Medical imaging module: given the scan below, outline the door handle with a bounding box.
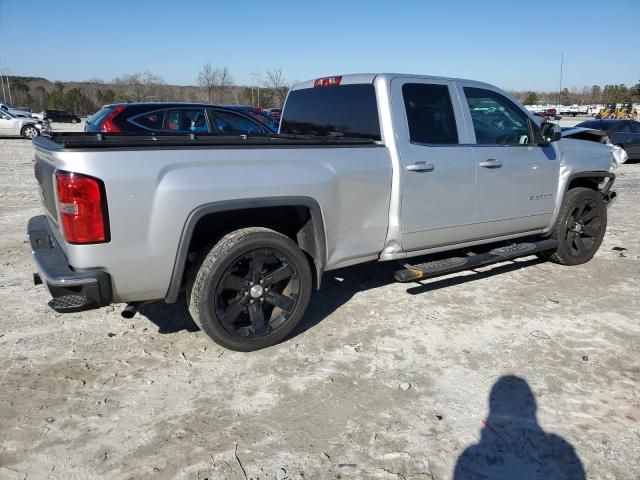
[479,159,503,168]
[406,162,435,172]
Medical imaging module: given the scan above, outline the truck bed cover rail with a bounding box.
[35,132,380,150]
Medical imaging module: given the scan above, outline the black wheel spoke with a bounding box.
[574,236,587,256]
[582,226,599,238]
[565,232,575,251]
[221,298,245,326]
[263,264,293,286]
[582,209,598,223]
[264,291,295,312]
[249,252,265,279]
[248,302,267,335]
[221,274,246,291]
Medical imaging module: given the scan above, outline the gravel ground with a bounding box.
[0,122,639,479]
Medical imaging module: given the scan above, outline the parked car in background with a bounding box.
[541,108,561,121]
[576,119,640,160]
[0,109,51,138]
[0,103,33,118]
[85,103,274,135]
[224,105,279,132]
[39,110,81,123]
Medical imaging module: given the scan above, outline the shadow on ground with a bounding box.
[138,256,545,339]
[454,375,585,479]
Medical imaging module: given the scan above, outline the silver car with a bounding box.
[0,109,51,139]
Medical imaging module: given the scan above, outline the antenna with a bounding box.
[557,52,564,106]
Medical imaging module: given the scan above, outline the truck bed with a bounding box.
[35,132,380,150]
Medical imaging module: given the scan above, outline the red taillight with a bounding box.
[56,171,109,244]
[314,76,342,88]
[100,106,126,133]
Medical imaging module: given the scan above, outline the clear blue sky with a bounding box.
[1,0,638,91]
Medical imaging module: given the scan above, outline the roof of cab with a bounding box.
[290,73,496,91]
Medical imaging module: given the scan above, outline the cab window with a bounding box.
[463,87,533,145]
[402,83,459,144]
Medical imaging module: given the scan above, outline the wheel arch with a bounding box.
[165,196,327,303]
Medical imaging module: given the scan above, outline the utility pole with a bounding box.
[0,72,5,103]
[557,52,564,106]
[251,72,262,108]
[3,68,12,105]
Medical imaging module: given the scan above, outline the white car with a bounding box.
[0,109,51,139]
[0,103,32,118]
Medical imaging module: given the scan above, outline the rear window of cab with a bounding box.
[280,84,381,140]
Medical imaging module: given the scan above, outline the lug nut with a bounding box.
[250,299,254,304]
[259,279,264,285]
[265,287,269,292]
[260,297,264,302]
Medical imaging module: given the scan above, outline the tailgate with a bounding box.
[33,149,58,221]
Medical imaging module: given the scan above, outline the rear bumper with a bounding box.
[28,215,112,312]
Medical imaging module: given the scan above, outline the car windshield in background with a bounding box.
[280,84,381,140]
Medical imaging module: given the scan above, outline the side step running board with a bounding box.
[394,239,557,282]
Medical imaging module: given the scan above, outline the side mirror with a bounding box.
[540,122,562,144]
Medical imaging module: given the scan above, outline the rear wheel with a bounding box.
[187,227,312,351]
[539,187,607,265]
[21,125,39,139]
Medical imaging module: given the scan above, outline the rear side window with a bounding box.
[163,108,208,132]
[280,84,381,140]
[128,110,165,130]
[209,110,265,134]
[402,83,458,144]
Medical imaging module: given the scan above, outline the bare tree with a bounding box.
[217,67,233,103]
[113,71,164,102]
[198,63,218,102]
[265,68,290,108]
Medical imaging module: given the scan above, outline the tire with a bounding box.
[187,227,312,351]
[21,125,39,139]
[539,187,607,265]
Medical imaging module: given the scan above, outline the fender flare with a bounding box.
[546,170,615,236]
[164,196,327,303]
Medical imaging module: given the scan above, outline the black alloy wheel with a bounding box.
[188,227,312,351]
[214,248,301,339]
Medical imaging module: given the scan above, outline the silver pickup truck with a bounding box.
[28,73,617,351]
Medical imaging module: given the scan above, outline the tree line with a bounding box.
[514,82,640,106]
[4,65,292,116]
[6,70,639,114]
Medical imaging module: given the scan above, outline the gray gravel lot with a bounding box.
[1,120,639,479]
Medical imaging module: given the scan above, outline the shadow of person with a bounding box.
[454,375,585,480]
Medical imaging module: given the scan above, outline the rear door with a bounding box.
[391,78,478,251]
[619,121,640,157]
[458,84,559,237]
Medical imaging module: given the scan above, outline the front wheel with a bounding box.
[539,187,607,265]
[21,125,39,139]
[187,227,312,351]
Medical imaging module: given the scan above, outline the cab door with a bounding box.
[457,84,559,237]
[391,78,478,251]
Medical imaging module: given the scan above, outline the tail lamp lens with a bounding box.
[100,105,126,133]
[55,171,109,244]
